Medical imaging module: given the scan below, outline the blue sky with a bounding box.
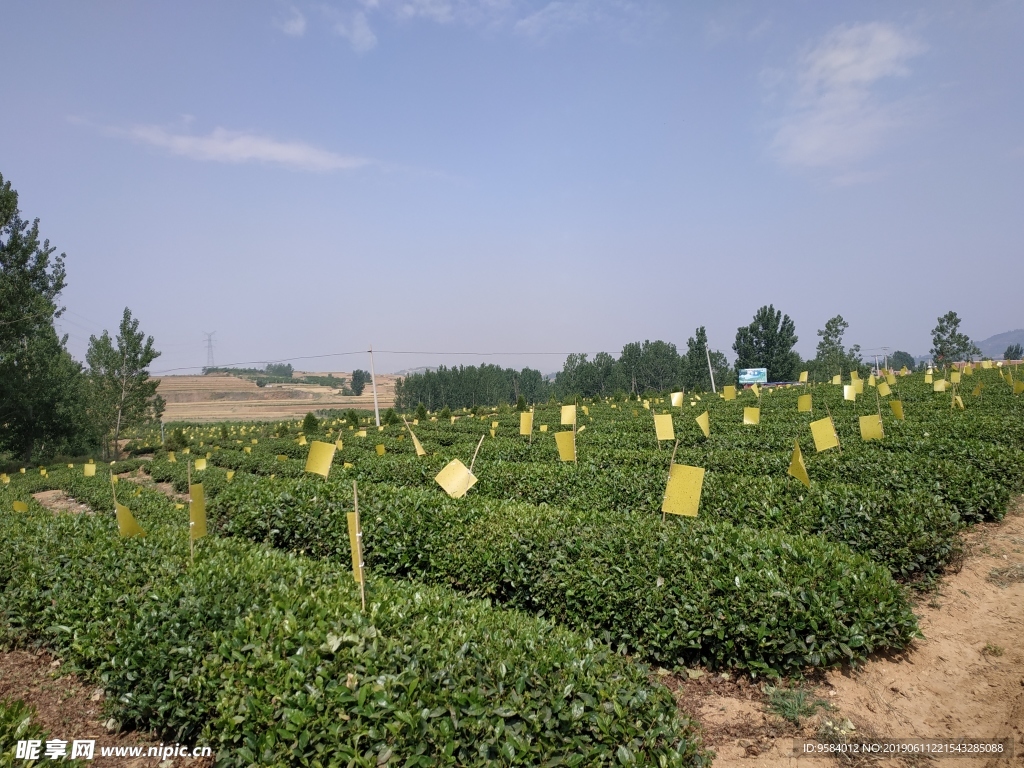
[3,0,1022,375]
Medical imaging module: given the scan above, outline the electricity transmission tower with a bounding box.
[204,331,216,370]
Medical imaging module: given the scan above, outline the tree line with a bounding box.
[394,364,549,411]
[1,173,162,464]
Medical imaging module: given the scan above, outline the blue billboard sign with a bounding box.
[738,368,768,385]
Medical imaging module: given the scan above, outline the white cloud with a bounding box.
[514,1,592,38]
[278,7,308,36]
[768,22,925,174]
[111,124,370,172]
[333,10,378,51]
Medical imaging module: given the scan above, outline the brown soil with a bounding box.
[669,500,1024,768]
[117,468,187,502]
[31,490,91,515]
[0,650,212,767]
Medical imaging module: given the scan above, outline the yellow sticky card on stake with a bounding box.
[972,382,983,396]
[954,395,965,409]
[540,424,548,432]
[356,430,367,438]
[670,392,684,407]
[244,446,252,454]
[852,379,864,395]
[252,439,258,444]
[654,413,675,441]
[410,432,426,457]
[850,370,860,381]
[489,429,496,438]
[434,459,477,499]
[167,451,176,463]
[305,441,336,478]
[519,412,534,436]
[722,386,736,401]
[189,484,207,539]
[582,405,589,416]
[798,394,812,412]
[0,474,9,485]
[743,407,760,426]
[831,375,841,385]
[276,454,288,462]
[889,400,905,420]
[182,448,190,454]
[750,384,760,398]
[491,421,499,429]
[194,458,207,471]
[799,371,808,383]
[347,511,364,583]
[933,379,947,392]
[115,503,146,538]
[859,415,883,441]
[787,441,810,488]
[643,400,650,410]
[111,475,118,485]
[375,444,386,456]
[868,374,876,387]
[810,417,839,452]
[1015,381,1024,396]
[924,374,933,384]
[226,470,235,482]
[661,464,705,517]
[297,435,307,446]
[877,382,892,397]
[560,405,576,425]
[695,411,710,438]
[84,464,96,477]
[843,385,856,402]
[950,371,961,384]
[13,500,28,513]
[886,373,897,385]
[555,431,576,462]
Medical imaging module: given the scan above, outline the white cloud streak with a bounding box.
[112,124,370,172]
[278,7,308,36]
[769,22,925,173]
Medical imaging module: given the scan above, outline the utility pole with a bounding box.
[369,346,381,427]
[881,346,889,373]
[204,331,216,370]
[705,344,717,394]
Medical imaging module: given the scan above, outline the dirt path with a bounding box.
[668,501,1024,767]
[0,650,212,767]
[31,490,92,515]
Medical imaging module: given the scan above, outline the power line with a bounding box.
[203,331,216,369]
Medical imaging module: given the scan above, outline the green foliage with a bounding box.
[395,365,549,410]
[930,311,980,364]
[383,407,401,426]
[264,362,293,378]
[439,406,451,420]
[889,350,915,371]
[350,369,369,396]
[345,409,360,428]
[682,327,732,392]
[301,412,319,432]
[415,402,428,420]
[1004,343,1022,361]
[0,699,61,768]
[733,305,800,382]
[764,686,829,724]
[515,395,527,412]
[810,315,867,380]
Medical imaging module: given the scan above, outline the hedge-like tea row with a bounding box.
[0,471,709,767]
[214,474,920,676]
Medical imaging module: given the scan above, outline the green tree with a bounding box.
[86,308,164,460]
[1004,343,1022,361]
[302,412,319,432]
[732,305,800,382]
[515,395,526,412]
[350,369,369,396]
[415,402,428,420]
[889,350,916,371]
[681,326,731,392]
[930,311,980,365]
[0,172,92,462]
[810,315,867,379]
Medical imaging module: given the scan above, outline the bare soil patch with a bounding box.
[31,490,91,515]
[668,500,1024,768]
[0,650,211,767]
[118,468,187,502]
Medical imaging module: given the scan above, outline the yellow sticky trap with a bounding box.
[654,414,675,441]
[1015,382,1024,396]
[859,415,883,441]
[356,430,367,438]
[787,441,810,488]
[450,417,457,424]
[868,375,876,387]
[182,447,190,454]
[276,454,288,462]
[13,501,28,513]
[540,424,548,432]
[411,432,426,457]
[297,435,307,446]
[670,392,684,407]
[743,407,760,425]
[67,463,74,469]
[843,385,856,402]
[972,382,983,396]
[954,395,965,410]
[750,384,760,398]
[661,464,705,517]
[491,421,499,429]
[577,424,586,433]
[174,503,184,510]
[167,452,176,463]
[194,458,207,471]
[189,484,207,539]
[831,375,841,385]
[850,370,860,381]
[343,462,354,469]
[0,474,8,485]
[305,441,337,478]
[378,426,385,432]
[695,395,701,401]
[489,429,496,438]
[434,459,478,499]
[252,439,258,444]
[84,464,96,477]
[244,446,252,454]
[950,371,961,384]
[375,444,386,456]
[963,365,973,376]
[722,386,736,401]
[555,431,576,462]
[924,374,933,384]
[798,394,812,412]
[520,412,534,436]
[111,476,118,485]
[582,405,590,416]
[115,503,146,538]
[799,371,808,383]
[889,400,905,420]
[560,405,576,425]
[643,400,650,410]
[695,411,710,438]
[933,379,947,392]
[886,373,896,385]
[810,417,839,452]
[226,470,235,482]
[346,510,364,583]
[877,382,892,397]
[852,379,863,395]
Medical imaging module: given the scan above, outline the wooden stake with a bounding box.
[469,434,485,475]
[662,439,679,523]
[353,480,365,612]
[652,408,661,451]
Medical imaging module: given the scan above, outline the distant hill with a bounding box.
[975,329,1024,359]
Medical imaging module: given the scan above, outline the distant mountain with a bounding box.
[975,329,1024,359]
